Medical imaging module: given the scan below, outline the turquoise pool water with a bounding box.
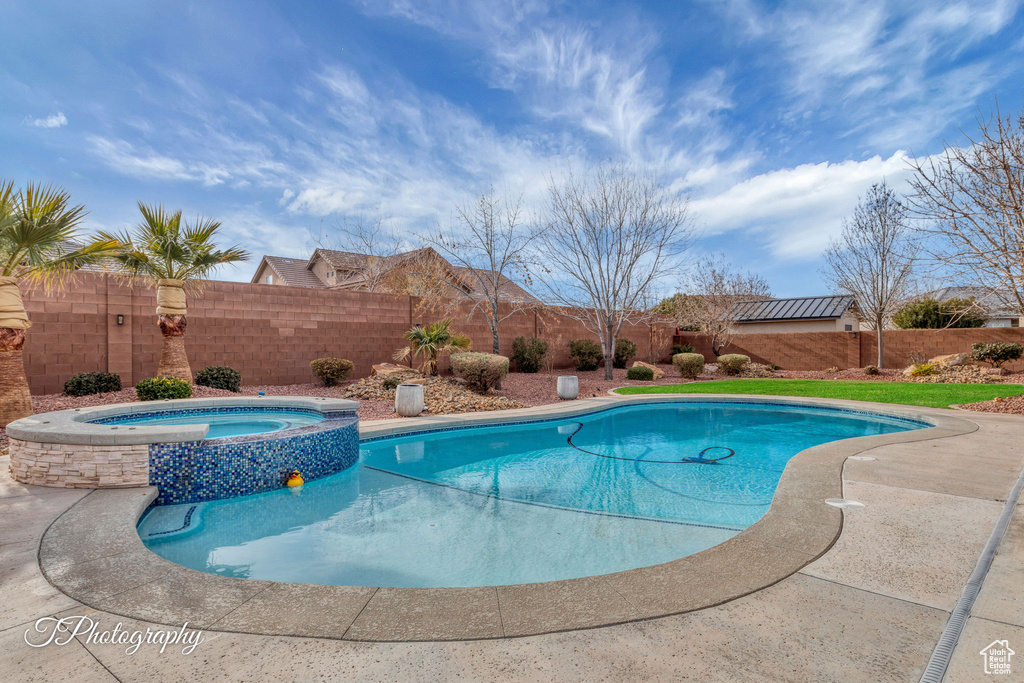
[139,402,924,587]
[96,409,323,439]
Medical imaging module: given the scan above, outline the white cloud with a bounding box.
[24,112,68,128]
[88,136,196,181]
[689,151,918,258]
[712,0,1024,148]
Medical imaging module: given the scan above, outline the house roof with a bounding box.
[922,286,1019,319]
[309,248,374,272]
[732,295,857,323]
[256,248,539,302]
[254,256,326,289]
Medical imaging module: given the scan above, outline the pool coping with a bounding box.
[36,394,977,642]
[6,396,359,445]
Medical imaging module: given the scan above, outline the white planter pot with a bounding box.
[395,383,425,417]
[557,375,579,400]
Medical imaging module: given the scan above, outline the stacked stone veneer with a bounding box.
[9,440,149,488]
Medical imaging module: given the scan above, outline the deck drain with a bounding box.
[848,456,875,461]
[825,498,866,510]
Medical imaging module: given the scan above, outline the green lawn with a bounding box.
[614,379,1024,408]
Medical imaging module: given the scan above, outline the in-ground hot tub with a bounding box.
[6,396,359,504]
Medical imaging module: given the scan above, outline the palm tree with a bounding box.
[0,181,117,427]
[101,203,249,381]
[394,318,471,375]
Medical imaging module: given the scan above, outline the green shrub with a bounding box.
[612,339,637,369]
[716,354,750,375]
[568,339,603,371]
[767,363,780,372]
[136,376,193,401]
[626,365,655,381]
[672,352,705,379]
[63,372,122,397]
[510,336,548,373]
[310,358,355,386]
[450,352,509,392]
[892,298,986,329]
[194,365,241,392]
[910,363,938,377]
[381,376,402,391]
[863,365,879,375]
[972,342,1023,368]
[671,343,695,356]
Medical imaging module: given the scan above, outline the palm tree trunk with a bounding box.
[0,328,33,427]
[157,315,192,381]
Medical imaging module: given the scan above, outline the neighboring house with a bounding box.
[922,286,1022,328]
[730,296,861,333]
[251,247,539,303]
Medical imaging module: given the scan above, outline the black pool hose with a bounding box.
[566,422,735,464]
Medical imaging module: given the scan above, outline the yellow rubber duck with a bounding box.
[286,470,304,488]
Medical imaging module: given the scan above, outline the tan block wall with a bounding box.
[21,272,676,394]
[9,439,149,488]
[678,327,1024,371]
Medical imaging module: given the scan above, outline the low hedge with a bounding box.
[510,336,548,373]
[450,352,509,392]
[63,371,122,397]
[972,342,1023,368]
[613,339,637,369]
[136,376,193,401]
[195,365,242,392]
[716,354,750,375]
[626,365,655,381]
[568,339,603,371]
[310,358,354,386]
[672,352,705,379]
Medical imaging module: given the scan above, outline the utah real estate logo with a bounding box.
[980,640,1015,675]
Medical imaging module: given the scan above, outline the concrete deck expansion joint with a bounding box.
[31,394,994,643]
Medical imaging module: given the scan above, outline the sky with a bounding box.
[3,0,1024,296]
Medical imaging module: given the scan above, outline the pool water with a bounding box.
[139,402,923,587]
[97,409,323,439]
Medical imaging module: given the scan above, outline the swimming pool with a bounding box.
[91,407,324,439]
[139,401,925,587]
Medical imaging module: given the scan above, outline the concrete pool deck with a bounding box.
[3,395,1024,681]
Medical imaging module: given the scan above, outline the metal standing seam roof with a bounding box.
[731,295,856,322]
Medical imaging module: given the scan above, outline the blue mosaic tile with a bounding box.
[150,414,359,505]
[90,405,330,425]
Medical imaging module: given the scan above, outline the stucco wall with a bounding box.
[734,315,860,334]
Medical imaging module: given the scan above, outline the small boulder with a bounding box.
[929,353,970,368]
[631,361,664,380]
[372,362,416,377]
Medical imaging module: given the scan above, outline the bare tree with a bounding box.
[821,181,916,368]
[313,209,405,292]
[672,255,772,356]
[537,164,694,380]
[906,101,1024,321]
[418,189,538,355]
